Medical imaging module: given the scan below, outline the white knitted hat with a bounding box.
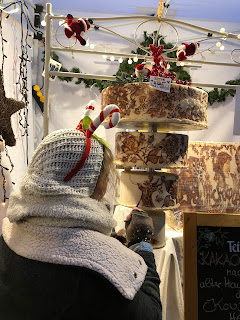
[21,129,104,197]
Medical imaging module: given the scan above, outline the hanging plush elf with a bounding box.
[64,14,93,46]
[177,42,199,61]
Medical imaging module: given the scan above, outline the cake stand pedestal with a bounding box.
[147,209,166,248]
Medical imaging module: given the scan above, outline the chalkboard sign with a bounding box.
[184,212,240,320]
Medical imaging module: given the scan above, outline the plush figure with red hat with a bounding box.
[177,42,199,61]
[64,14,93,46]
[133,63,151,79]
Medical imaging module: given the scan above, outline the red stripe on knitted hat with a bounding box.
[64,130,91,182]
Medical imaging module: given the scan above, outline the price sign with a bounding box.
[149,75,171,93]
[42,58,62,81]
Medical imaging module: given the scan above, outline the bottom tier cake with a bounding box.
[118,170,179,210]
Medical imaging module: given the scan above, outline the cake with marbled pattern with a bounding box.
[118,170,179,210]
[115,132,188,169]
[101,82,208,130]
[171,142,240,213]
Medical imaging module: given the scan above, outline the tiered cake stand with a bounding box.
[102,82,208,248]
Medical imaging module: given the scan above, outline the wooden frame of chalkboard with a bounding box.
[184,212,240,320]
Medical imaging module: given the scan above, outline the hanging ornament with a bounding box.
[149,44,171,78]
[133,63,150,78]
[64,14,93,46]
[0,70,25,146]
[177,42,199,61]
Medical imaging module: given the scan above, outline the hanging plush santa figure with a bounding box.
[64,14,93,46]
[177,42,199,61]
[133,63,151,78]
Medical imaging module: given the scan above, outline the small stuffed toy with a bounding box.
[64,14,93,46]
[177,42,199,61]
[133,63,151,78]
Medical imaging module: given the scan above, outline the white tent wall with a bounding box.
[1,11,35,185]
[0,9,34,227]
[0,13,34,182]
[36,10,240,153]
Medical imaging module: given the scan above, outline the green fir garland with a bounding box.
[208,79,240,106]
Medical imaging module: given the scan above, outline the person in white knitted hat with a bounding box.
[0,105,161,320]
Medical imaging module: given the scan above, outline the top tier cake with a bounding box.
[101,82,208,131]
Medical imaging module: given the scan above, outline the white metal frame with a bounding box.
[43,3,240,137]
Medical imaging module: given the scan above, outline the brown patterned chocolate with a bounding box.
[101,82,208,130]
[118,170,179,210]
[171,142,240,213]
[115,132,188,169]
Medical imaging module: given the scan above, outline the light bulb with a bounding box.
[220,27,225,33]
[216,42,221,47]
[133,56,138,62]
[167,63,170,69]
[180,62,185,66]
[238,34,240,40]
[1,202,6,206]
[102,55,107,60]
[220,45,225,51]
[41,20,46,27]
[118,57,123,63]
[90,43,95,49]
[33,85,40,91]
[128,59,133,64]
[110,56,115,61]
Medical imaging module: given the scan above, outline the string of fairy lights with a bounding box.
[0,0,34,206]
[0,8,10,207]
[16,0,31,158]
